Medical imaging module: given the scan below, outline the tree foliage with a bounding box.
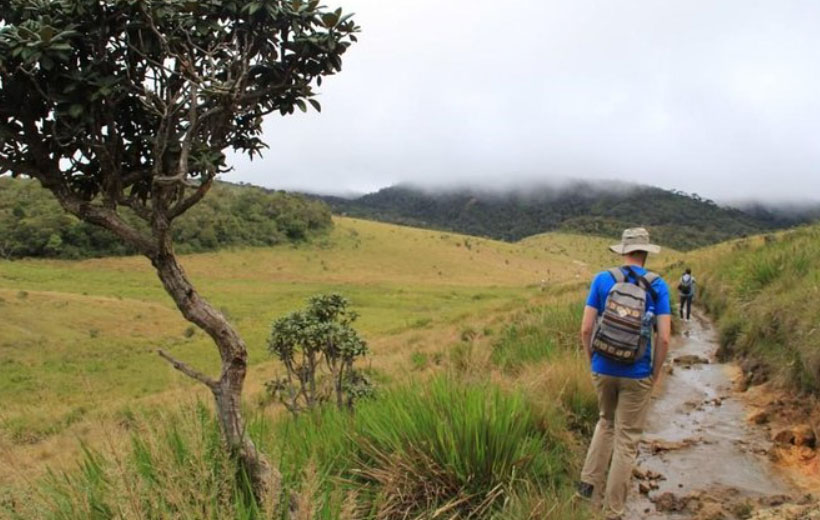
[0,177,332,259]
[0,0,357,242]
[0,0,358,499]
[267,293,372,414]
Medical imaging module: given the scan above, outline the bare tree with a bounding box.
[0,0,358,500]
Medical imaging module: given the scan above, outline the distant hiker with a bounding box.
[576,228,672,520]
[678,268,696,321]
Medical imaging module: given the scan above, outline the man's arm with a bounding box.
[652,314,671,381]
[580,305,598,361]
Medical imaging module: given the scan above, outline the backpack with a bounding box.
[591,266,659,364]
[677,274,693,296]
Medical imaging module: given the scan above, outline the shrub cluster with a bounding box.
[0,178,332,259]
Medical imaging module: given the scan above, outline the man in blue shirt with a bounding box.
[576,228,672,520]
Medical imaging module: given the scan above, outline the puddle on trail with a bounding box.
[625,313,799,519]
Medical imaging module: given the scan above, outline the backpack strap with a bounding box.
[608,267,626,284]
[623,266,660,302]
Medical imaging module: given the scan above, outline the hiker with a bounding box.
[678,268,696,321]
[576,228,672,520]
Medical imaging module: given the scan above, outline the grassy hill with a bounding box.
[319,182,814,250]
[0,218,633,442]
[0,177,332,259]
[1,216,684,518]
[687,224,820,393]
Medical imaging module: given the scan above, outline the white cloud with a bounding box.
[228,0,820,201]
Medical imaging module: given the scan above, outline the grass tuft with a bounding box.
[274,376,575,518]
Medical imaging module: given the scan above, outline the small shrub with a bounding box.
[88,328,100,339]
[267,294,371,414]
[410,351,428,371]
[183,325,196,338]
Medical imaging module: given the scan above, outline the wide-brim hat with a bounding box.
[609,227,661,255]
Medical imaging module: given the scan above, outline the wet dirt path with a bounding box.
[624,312,805,519]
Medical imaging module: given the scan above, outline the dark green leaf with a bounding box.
[68,104,83,118]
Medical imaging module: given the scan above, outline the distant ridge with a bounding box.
[314,181,816,250]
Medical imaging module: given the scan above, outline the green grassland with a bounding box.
[0,216,681,518]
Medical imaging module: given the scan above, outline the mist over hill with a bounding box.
[314,181,818,250]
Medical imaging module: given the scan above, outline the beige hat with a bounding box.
[609,227,661,255]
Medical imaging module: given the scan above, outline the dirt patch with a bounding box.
[739,381,820,491]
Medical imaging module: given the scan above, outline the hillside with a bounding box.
[0,218,643,471]
[689,224,820,393]
[0,178,332,259]
[318,182,816,250]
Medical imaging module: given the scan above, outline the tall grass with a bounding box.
[693,225,820,393]
[5,402,262,520]
[491,304,582,372]
[274,376,577,518]
[488,301,597,437]
[9,375,590,520]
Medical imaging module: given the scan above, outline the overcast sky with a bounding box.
[228,0,820,202]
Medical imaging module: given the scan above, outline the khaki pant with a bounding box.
[580,374,654,517]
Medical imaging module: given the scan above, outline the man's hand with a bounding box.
[652,314,672,382]
[580,305,598,361]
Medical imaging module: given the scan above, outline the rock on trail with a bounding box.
[624,312,818,519]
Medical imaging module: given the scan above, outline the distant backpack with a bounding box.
[678,274,693,296]
[592,266,659,364]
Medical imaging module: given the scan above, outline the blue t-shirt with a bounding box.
[585,266,671,379]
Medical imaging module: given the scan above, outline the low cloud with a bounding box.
[228,0,820,203]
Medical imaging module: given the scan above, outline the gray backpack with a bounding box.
[592,266,659,364]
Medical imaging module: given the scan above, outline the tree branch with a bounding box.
[169,173,215,219]
[47,181,158,256]
[157,349,218,390]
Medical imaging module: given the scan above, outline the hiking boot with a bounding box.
[574,481,594,502]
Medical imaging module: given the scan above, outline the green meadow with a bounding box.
[0,216,681,518]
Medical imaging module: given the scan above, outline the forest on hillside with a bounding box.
[319,182,815,250]
[0,178,333,259]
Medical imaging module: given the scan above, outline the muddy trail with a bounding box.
[624,312,819,519]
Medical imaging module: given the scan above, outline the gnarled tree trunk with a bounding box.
[152,249,278,503]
